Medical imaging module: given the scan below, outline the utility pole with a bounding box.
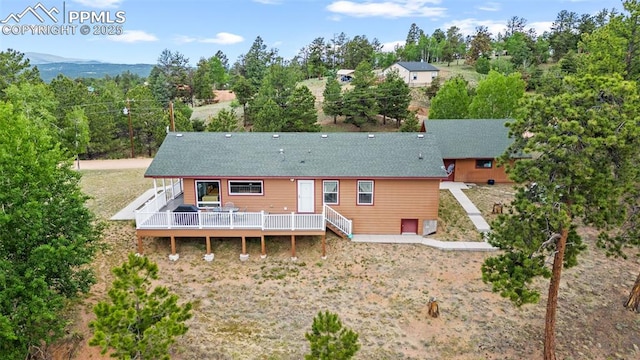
[169,101,175,131]
[124,98,135,158]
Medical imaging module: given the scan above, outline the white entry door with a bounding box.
[297,180,315,213]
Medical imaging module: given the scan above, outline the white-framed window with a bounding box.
[195,180,221,207]
[412,72,418,80]
[323,180,339,205]
[357,180,374,205]
[229,180,263,195]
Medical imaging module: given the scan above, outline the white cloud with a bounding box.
[529,21,554,36]
[476,2,500,11]
[173,32,244,45]
[326,0,446,18]
[253,0,283,4]
[381,40,405,52]
[200,32,244,44]
[174,35,197,44]
[442,18,506,37]
[72,0,122,8]
[108,30,158,43]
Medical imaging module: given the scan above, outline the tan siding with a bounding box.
[183,178,298,212]
[453,159,512,183]
[328,179,440,235]
[183,178,196,204]
[181,177,440,235]
[226,178,297,213]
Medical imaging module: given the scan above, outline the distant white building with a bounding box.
[336,69,355,82]
[383,62,440,87]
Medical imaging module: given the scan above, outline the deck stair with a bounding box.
[326,222,350,239]
[323,205,352,239]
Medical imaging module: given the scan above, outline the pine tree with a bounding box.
[322,76,343,124]
[481,74,640,360]
[231,75,255,126]
[343,61,378,128]
[283,85,320,132]
[89,254,193,360]
[206,108,243,132]
[377,69,411,127]
[305,311,360,360]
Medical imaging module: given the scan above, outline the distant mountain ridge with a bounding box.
[24,52,154,82]
[25,52,98,65]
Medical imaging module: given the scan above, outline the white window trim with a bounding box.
[195,180,221,207]
[323,180,339,205]
[228,180,263,195]
[357,180,374,205]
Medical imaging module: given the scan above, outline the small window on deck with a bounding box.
[229,181,263,195]
[476,159,493,169]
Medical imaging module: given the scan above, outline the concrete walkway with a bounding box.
[351,234,496,251]
[110,188,158,220]
[439,182,491,232]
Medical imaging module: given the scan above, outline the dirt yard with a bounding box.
[57,169,640,360]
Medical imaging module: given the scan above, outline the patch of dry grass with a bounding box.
[80,168,154,219]
[432,190,478,241]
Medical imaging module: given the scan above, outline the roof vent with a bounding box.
[418,152,423,159]
[273,134,280,139]
[176,133,183,137]
[417,134,424,139]
[368,134,375,139]
[279,148,284,154]
[321,134,328,138]
[225,133,232,138]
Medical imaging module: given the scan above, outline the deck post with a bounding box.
[240,236,249,261]
[321,234,326,259]
[204,235,214,262]
[260,235,266,259]
[153,179,158,211]
[168,236,179,261]
[291,235,297,261]
[136,235,144,255]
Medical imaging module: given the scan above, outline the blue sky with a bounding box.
[0,0,625,66]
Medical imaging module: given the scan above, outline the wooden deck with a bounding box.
[134,183,350,260]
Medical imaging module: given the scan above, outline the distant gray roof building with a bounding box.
[424,119,515,159]
[145,132,448,178]
[394,62,440,72]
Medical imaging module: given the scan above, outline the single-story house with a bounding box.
[135,132,448,260]
[421,119,518,183]
[384,62,440,87]
[336,69,355,82]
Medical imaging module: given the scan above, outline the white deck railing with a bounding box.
[136,210,326,231]
[134,184,353,234]
[323,204,353,237]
